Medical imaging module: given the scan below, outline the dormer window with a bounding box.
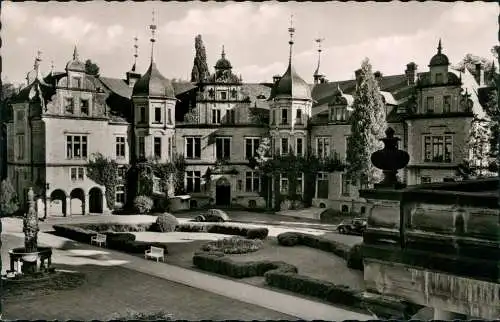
[73,77,81,89]
[65,98,74,114]
[231,89,237,99]
[425,97,434,114]
[139,106,146,123]
[443,96,451,113]
[296,109,302,124]
[281,109,288,125]
[154,107,162,123]
[220,91,227,100]
[435,73,443,84]
[81,99,89,116]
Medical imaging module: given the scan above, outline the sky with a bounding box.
[2,1,498,86]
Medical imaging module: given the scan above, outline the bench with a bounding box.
[145,246,165,262]
[91,233,107,247]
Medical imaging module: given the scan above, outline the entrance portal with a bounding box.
[215,177,231,206]
[89,187,103,214]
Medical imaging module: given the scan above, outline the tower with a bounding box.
[126,36,141,88]
[428,39,450,84]
[313,37,325,84]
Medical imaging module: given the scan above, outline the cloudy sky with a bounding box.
[2,1,498,86]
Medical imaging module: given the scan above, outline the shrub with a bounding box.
[107,309,174,321]
[176,222,207,232]
[320,208,360,223]
[347,243,364,271]
[155,213,179,232]
[201,237,264,254]
[76,223,152,232]
[53,224,97,243]
[277,232,300,246]
[0,179,19,217]
[206,209,230,222]
[246,227,268,240]
[134,195,153,214]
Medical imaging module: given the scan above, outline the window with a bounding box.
[66,135,88,159]
[17,135,25,160]
[186,171,201,193]
[280,174,289,194]
[65,98,74,114]
[245,171,260,192]
[281,109,288,124]
[139,107,146,123]
[296,173,303,195]
[296,109,302,124]
[425,97,434,113]
[81,99,89,115]
[435,73,443,84]
[226,110,235,124]
[167,109,172,124]
[231,89,237,99]
[154,137,162,159]
[138,136,145,158]
[341,174,351,196]
[216,137,231,160]
[245,138,260,160]
[359,174,369,189]
[115,185,126,205]
[331,107,347,122]
[154,107,162,123]
[212,109,221,124]
[153,176,162,193]
[421,176,431,184]
[271,110,275,125]
[423,135,452,163]
[70,167,85,181]
[443,96,451,113]
[116,136,126,158]
[116,166,126,180]
[317,137,330,158]
[186,137,201,159]
[281,138,289,155]
[16,110,25,122]
[316,172,329,199]
[73,77,81,88]
[296,138,303,157]
[167,137,172,159]
[220,91,227,100]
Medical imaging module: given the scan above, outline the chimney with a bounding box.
[475,63,484,86]
[355,69,362,84]
[405,62,417,85]
[320,76,327,84]
[273,75,281,84]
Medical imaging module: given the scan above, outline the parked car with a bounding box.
[337,218,367,235]
[194,209,230,222]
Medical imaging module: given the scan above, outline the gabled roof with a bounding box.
[241,83,272,109]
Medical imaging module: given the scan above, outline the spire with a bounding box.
[50,60,54,74]
[34,50,42,72]
[314,37,324,76]
[221,45,225,59]
[437,39,442,55]
[73,45,79,61]
[288,14,295,65]
[133,36,139,71]
[149,9,157,63]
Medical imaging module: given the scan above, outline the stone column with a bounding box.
[85,193,90,215]
[66,196,71,217]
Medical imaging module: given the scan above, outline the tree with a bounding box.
[0,179,19,216]
[346,58,387,185]
[465,115,492,177]
[453,53,496,86]
[190,35,210,83]
[85,59,100,76]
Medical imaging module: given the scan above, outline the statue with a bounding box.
[22,188,39,273]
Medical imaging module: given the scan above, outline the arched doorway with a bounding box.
[70,188,85,215]
[50,189,67,217]
[215,177,231,206]
[89,187,103,214]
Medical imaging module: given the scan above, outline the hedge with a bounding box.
[277,232,350,260]
[74,223,152,233]
[193,253,420,319]
[52,224,168,254]
[177,222,269,240]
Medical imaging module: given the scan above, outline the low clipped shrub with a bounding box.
[176,222,268,240]
[347,243,364,271]
[276,232,350,260]
[201,237,264,254]
[53,224,97,243]
[76,223,152,233]
[107,309,174,321]
[155,213,179,232]
[246,228,269,240]
[134,195,154,214]
[176,222,207,232]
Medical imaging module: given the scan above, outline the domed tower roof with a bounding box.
[271,18,312,101]
[429,39,449,67]
[66,46,86,72]
[215,45,232,70]
[132,62,175,98]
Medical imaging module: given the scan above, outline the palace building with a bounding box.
[4,19,494,217]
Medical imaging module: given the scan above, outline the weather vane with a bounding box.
[315,37,324,52]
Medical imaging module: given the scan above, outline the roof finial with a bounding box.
[73,45,79,61]
[314,37,324,76]
[50,60,54,73]
[149,9,157,63]
[437,38,442,55]
[221,45,226,59]
[288,13,295,65]
[34,50,42,71]
[133,36,139,71]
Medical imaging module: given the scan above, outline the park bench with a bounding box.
[91,233,107,247]
[145,246,165,262]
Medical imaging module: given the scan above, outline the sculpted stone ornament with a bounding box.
[371,127,410,189]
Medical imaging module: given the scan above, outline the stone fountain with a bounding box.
[6,187,53,279]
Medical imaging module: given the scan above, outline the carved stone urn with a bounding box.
[371,127,410,189]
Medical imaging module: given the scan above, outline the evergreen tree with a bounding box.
[190,35,210,83]
[0,179,18,216]
[85,59,100,76]
[465,115,491,176]
[453,53,496,86]
[346,58,387,185]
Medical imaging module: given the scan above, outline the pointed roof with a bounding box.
[66,45,86,72]
[132,62,176,98]
[429,39,450,67]
[215,45,232,70]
